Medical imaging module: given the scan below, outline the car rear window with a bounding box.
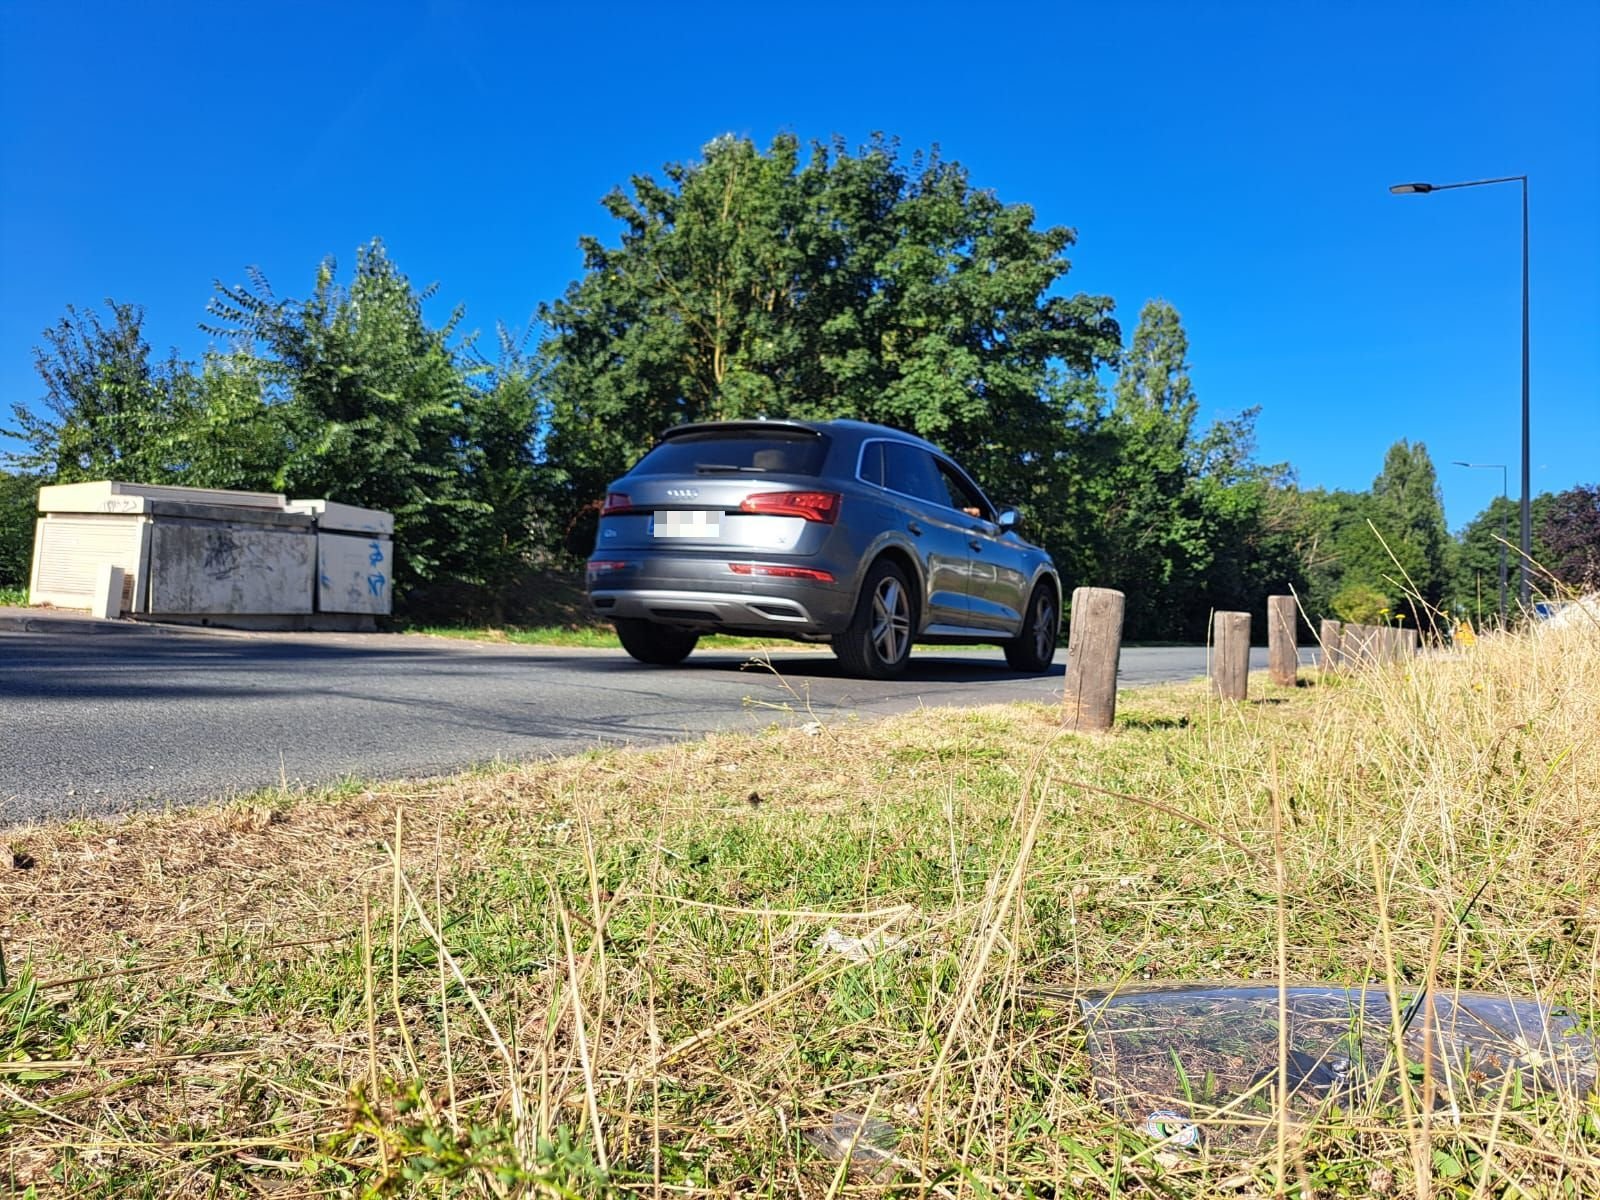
[631,431,830,477]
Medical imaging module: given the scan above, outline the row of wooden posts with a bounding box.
[1062,589,1420,732]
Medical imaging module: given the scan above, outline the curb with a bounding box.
[0,611,179,636]
[0,610,389,641]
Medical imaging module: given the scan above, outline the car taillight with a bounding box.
[739,490,841,523]
[729,563,836,582]
[600,492,635,516]
[587,560,629,575]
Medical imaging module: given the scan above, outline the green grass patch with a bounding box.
[3,623,1597,1197]
[0,585,28,607]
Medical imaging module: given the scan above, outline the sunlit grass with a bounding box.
[2,617,1596,1196]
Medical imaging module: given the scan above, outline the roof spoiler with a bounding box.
[659,419,822,441]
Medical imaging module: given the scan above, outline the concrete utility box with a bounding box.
[28,481,395,629]
[286,500,395,615]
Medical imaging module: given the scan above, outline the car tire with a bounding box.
[614,618,699,666]
[832,559,916,679]
[1004,583,1059,673]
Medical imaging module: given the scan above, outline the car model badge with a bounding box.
[666,488,700,498]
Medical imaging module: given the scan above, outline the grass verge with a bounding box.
[2,620,1597,1197]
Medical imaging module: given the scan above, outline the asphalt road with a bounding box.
[0,626,1287,823]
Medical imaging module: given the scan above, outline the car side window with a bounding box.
[935,459,993,521]
[858,440,885,488]
[882,442,949,507]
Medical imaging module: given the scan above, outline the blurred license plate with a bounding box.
[652,510,722,538]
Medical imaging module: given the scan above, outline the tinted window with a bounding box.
[882,442,949,507]
[857,440,885,487]
[632,431,829,477]
[935,459,992,520]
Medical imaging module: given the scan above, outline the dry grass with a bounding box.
[2,618,1597,1198]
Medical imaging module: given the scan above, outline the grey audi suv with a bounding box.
[585,418,1062,678]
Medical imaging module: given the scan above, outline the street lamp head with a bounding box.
[1452,460,1471,467]
[1389,182,1435,194]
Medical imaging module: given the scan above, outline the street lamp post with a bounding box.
[1390,175,1531,609]
[1452,460,1508,625]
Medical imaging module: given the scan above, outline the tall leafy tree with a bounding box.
[1180,409,1306,636]
[1096,302,1302,638]
[1368,439,1450,625]
[0,470,41,588]
[1453,494,1513,620]
[538,133,1120,545]
[5,301,197,483]
[205,241,487,587]
[453,322,547,617]
[1538,483,1600,591]
[1102,300,1203,634]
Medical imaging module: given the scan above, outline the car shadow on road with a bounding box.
[647,652,1066,684]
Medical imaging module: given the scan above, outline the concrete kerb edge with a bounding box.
[0,610,261,638]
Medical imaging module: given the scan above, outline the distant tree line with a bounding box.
[4,134,1597,634]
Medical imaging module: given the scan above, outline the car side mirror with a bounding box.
[996,508,1021,533]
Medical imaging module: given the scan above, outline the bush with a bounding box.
[0,471,41,589]
[1331,581,1390,625]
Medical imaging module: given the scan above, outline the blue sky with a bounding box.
[2,1,1595,531]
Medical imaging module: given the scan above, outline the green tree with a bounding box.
[1095,302,1303,638]
[1296,488,1379,618]
[1180,410,1306,638]
[4,302,292,494]
[1101,300,1203,635]
[5,301,197,483]
[1453,494,1512,621]
[0,470,41,589]
[1331,581,1390,625]
[1538,483,1600,591]
[453,323,547,618]
[1367,439,1450,626]
[205,241,488,589]
[538,133,1120,549]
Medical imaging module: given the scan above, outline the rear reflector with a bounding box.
[729,563,835,583]
[587,560,629,574]
[739,490,841,523]
[600,492,634,516]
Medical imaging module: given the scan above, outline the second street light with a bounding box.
[1390,174,1531,609]
[1453,460,1508,625]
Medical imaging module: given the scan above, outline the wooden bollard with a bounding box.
[1319,619,1343,673]
[1211,611,1251,701]
[1062,587,1125,732]
[1268,595,1298,687]
[1343,623,1377,667]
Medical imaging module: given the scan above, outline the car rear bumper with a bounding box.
[589,587,836,630]
[587,552,857,634]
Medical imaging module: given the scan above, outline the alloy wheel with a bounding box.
[870,577,911,664]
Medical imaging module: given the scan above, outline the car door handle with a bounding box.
[968,539,983,552]
[907,520,923,536]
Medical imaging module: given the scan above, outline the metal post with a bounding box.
[1452,460,1510,625]
[1497,464,1509,625]
[1392,174,1532,613]
[1520,177,1531,609]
